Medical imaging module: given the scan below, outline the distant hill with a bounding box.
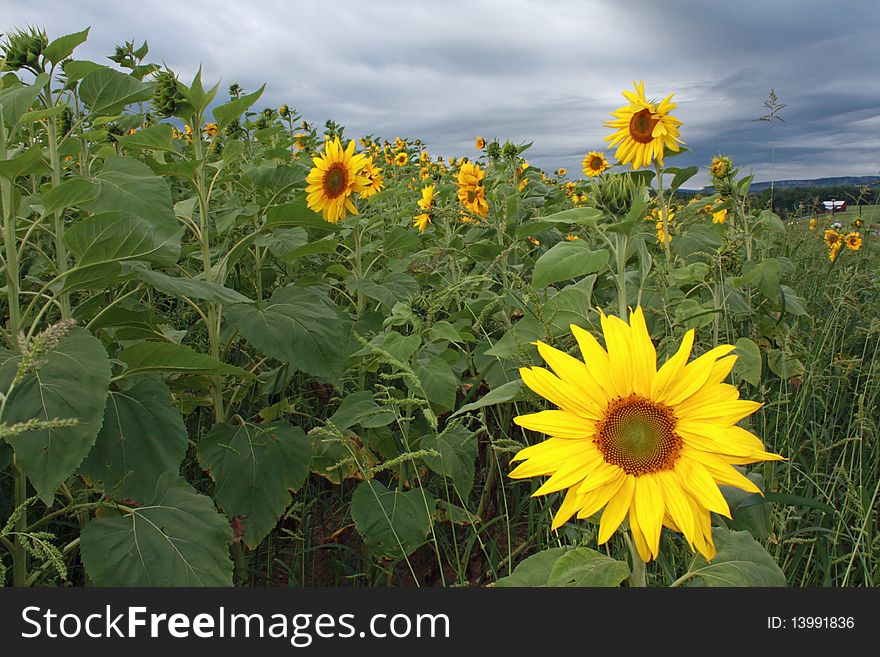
[686,175,880,194]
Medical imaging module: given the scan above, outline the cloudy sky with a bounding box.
[2,0,878,187]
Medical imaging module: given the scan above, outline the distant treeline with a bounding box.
[675,184,880,217]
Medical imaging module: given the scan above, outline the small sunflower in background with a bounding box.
[456,162,489,217]
[394,152,409,166]
[605,81,683,170]
[475,135,486,150]
[203,122,219,138]
[557,168,567,177]
[712,208,728,225]
[655,219,671,244]
[844,232,862,251]
[809,218,816,231]
[358,157,385,198]
[824,228,843,250]
[509,307,782,562]
[582,151,610,177]
[413,184,437,233]
[305,137,369,224]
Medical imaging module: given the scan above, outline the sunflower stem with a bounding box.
[615,232,628,318]
[654,162,671,263]
[625,530,647,587]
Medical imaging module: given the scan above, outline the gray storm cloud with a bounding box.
[2,0,877,187]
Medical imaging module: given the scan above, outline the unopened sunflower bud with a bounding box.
[278,104,290,118]
[1,27,49,72]
[152,70,183,119]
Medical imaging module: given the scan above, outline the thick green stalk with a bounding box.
[654,162,671,263]
[191,126,225,423]
[0,111,21,342]
[615,233,628,318]
[625,530,647,587]
[43,86,70,319]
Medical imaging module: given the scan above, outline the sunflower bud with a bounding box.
[486,139,501,160]
[2,27,49,73]
[590,172,643,219]
[501,141,518,160]
[278,104,290,118]
[152,70,183,119]
[58,105,73,137]
[708,155,734,180]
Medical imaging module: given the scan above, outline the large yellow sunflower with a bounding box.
[509,307,782,562]
[582,151,610,177]
[604,81,683,170]
[305,138,369,223]
[456,162,489,218]
[359,157,385,198]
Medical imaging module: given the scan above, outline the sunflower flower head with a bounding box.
[456,162,489,218]
[583,151,610,177]
[509,307,783,562]
[395,152,409,166]
[844,232,862,251]
[823,228,843,249]
[809,218,816,231]
[712,208,728,225]
[605,81,683,170]
[305,137,370,223]
[709,155,733,179]
[358,157,385,199]
[475,135,486,150]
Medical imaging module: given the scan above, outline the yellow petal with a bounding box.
[627,307,657,396]
[534,342,607,416]
[513,410,596,439]
[662,345,736,406]
[551,487,584,530]
[597,476,635,544]
[676,459,731,518]
[652,330,694,399]
[634,475,664,558]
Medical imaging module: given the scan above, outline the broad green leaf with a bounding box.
[543,274,597,332]
[0,73,49,128]
[778,285,807,317]
[266,200,341,234]
[673,224,723,257]
[310,430,378,484]
[350,480,432,560]
[63,211,183,290]
[117,342,252,378]
[198,420,312,549]
[378,331,421,363]
[767,348,805,379]
[79,68,155,116]
[84,155,177,229]
[132,265,252,304]
[427,321,463,344]
[493,547,569,587]
[680,528,785,587]
[670,262,710,286]
[80,377,187,502]
[80,473,233,586]
[667,165,699,192]
[212,84,266,130]
[733,337,762,386]
[347,272,419,310]
[414,354,458,410]
[115,123,179,153]
[420,424,477,497]
[0,327,111,504]
[721,472,771,540]
[257,227,308,260]
[736,258,782,299]
[61,60,103,84]
[42,177,100,214]
[224,285,347,382]
[329,391,396,430]
[484,317,543,359]
[450,379,526,418]
[547,547,631,587]
[536,206,602,225]
[532,242,609,288]
[44,28,90,65]
[0,145,45,181]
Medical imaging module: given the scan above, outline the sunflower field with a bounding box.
[0,28,877,589]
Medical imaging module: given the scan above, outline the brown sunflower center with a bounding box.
[628,108,658,144]
[323,164,349,199]
[595,395,681,476]
[590,155,604,171]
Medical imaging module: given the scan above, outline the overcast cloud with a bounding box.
[2,0,878,187]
